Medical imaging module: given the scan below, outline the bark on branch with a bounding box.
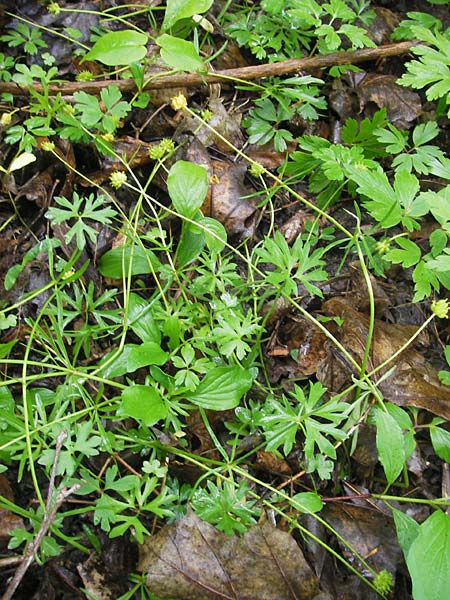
[0,41,419,97]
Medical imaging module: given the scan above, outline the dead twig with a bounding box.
[1,431,80,600]
[0,41,419,97]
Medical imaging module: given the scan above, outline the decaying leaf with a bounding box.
[322,503,403,575]
[330,73,421,127]
[182,139,258,237]
[0,474,24,550]
[322,298,450,419]
[138,509,324,600]
[178,98,244,152]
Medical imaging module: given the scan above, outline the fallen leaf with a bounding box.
[322,503,403,575]
[0,474,24,550]
[330,73,421,127]
[322,298,450,419]
[139,509,322,600]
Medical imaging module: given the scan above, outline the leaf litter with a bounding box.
[0,1,449,599]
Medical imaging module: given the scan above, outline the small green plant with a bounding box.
[226,0,375,61]
[1,22,47,55]
[45,191,117,251]
[261,382,351,479]
[397,26,450,117]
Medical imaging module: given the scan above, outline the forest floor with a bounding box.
[0,1,450,599]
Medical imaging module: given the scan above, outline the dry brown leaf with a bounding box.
[322,298,450,419]
[138,509,324,600]
[330,73,421,127]
[322,503,403,575]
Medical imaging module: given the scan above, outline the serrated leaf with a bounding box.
[156,34,205,72]
[412,121,439,146]
[375,409,405,484]
[385,237,421,268]
[185,366,256,410]
[167,160,208,218]
[83,30,148,66]
[162,0,213,31]
[119,385,167,426]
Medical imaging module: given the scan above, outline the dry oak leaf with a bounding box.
[138,509,325,600]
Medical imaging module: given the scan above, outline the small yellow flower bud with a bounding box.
[1,113,12,126]
[431,298,449,319]
[76,70,95,82]
[249,162,265,178]
[170,92,187,111]
[375,239,390,255]
[41,140,55,152]
[109,171,127,189]
[48,2,60,15]
[101,132,115,143]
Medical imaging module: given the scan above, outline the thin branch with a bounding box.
[0,41,419,97]
[1,431,80,600]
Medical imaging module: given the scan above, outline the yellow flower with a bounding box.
[109,171,127,189]
[0,113,12,126]
[431,298,449,319]
[41,140,55,152]
[170,92,187,111]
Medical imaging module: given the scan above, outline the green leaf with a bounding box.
[406,511,450,600]
[413,121,439,146]
[375,409,405,484]
[291,492,323,513]
[162,0,213,31]
[83,30,148,66]
[348,165,402,228]
[119,385,167,426]
[185,366,256,410]
[127,293,161,344]
[156,34,205,72]
[392,507,420,557]
[167,160,209,218]
[126,342,168,372]
[385,237,421,268]
[98,245,160,278]
[430,425,450,462]
[200,217,227,254]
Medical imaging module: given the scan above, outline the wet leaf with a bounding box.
[162,0,213,31]
[207,161,258,238]
[0,475,24,550]
[322,503,403,576]
[138,509,321,600]
[84,30,148,66]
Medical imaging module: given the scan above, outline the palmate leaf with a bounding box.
[347,166,427,231]
[397,27,450,115]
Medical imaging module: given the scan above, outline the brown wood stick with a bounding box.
[0,40,419,97]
